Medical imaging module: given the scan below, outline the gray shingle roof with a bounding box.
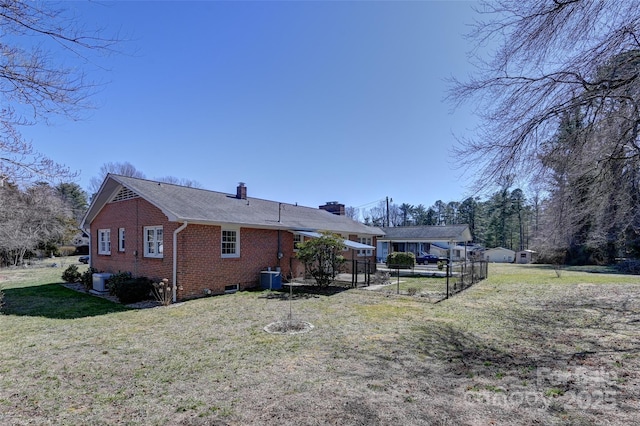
[83,174,384,236]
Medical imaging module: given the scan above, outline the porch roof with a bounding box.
[296,231,376,250]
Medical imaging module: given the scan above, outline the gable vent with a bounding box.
[111,186,139,203]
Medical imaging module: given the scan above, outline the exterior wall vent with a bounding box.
[111,187,139,203]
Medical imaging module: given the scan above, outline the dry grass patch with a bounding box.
[371,274,448,300]
[0,262,639,424]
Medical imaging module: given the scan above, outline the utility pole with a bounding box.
[386,196,392,227]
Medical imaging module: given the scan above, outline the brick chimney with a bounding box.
[236,182,247,200]
[319,201,345,215]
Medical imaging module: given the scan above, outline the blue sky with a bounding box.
[22,1,482,215]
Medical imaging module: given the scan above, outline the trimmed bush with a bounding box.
[113,277,153,304]
[386,252,415,269]
[616,260,640,275]
[296,232,347,287]
[107,271,133,296]
[62,264,81,283]
[81,267,98,291]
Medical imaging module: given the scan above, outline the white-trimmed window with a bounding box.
[358,236,373,257]
[144,226,163,258]
[118,228,125,252]
[293,234,304,251]
[98,229,111,255]
[221,228,239,258]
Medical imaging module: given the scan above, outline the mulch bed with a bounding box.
[61,282,161,309]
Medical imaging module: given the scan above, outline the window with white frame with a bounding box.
[144,226,163,258]
[358,236,373,256]
[98,229,111,255]
[221,228,239,258]
[293,234,304,251]
[118,228,125,252]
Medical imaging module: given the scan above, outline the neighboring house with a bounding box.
[81,175,383,301]
[376,225,473,262]
[71,231,90,247]
[430,242,469,261]
[516,249,536,264]
[484,247,516,263]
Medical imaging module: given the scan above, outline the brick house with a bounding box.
[81,174,383,301]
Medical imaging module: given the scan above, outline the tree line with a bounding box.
[349,187,533,254]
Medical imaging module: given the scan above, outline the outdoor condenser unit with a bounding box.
[92,273,112,294]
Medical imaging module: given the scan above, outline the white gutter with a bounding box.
[173,222,188,302]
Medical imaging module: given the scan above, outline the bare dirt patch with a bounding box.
[264,319,314,334]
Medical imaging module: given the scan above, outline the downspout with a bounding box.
[82,226,91,267]
[277,230,282,268]
[173,221,188,302]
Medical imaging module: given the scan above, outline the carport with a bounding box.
[376,225,473,262]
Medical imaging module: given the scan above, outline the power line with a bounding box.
[354,198,385,209]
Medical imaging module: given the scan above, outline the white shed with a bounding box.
[516,249,536,264]
[484,247,515,263]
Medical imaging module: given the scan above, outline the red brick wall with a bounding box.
[91,197,301,300]
[176,226,297,299]
[91,197,177,281]
[91,197,378,300]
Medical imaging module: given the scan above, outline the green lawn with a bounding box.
[1,260,639,425]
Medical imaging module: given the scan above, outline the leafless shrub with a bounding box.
[151,278,172,306]
[371,271,391,285]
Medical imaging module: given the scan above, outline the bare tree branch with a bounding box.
[0,1,120,186]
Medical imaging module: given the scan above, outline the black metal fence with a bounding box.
[445,260,488,299]
[347,259,488,301]
[351,259,372,287]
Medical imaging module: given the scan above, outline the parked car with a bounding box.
[79,255,90,264]
[415,253,441,265]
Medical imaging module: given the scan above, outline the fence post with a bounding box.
[445,261,449,299]
[366,259,370,286]
[351,259,356,287]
